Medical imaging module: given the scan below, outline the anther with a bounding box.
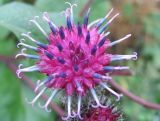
[43,12,58,35]
[85,31,90,44]
[44,51,54,60]
[59,26,65,40]
[91,45,97,55]
[59,72,67,78]
[67,17,72,30]
[98,35,107,47]
[93,73,111,80]
[77,22,82,36]
[84,8,90,27]
[56,42,63,51]
[73,64,79,72]
[57,57,65,64]
[37,43,48,50]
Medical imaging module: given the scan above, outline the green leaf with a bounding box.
[0,39,16,55]
[0,26,9,39]
[0,2,64,38]
[0,2,39,37]
[35,0,71,12]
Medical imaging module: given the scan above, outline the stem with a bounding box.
[109,80,160,110]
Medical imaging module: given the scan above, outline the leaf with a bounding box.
[0,2,64,38]
[0,26,9,39]
[0,38,16,55]
[35,0,70,12]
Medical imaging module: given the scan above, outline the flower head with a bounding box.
[16,2,137,120]
[83,106,121,121]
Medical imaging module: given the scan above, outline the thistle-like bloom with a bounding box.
[83,106,121,121]
[16,2,137,120]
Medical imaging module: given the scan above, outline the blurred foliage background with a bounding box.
[0,0,160,121]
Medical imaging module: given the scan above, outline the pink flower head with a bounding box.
[16,2,137,120]
[83,106,121,121]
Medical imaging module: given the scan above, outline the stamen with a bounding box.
[62,96,75,120]
[73,64,79,72]
[88,19,101,29]
[111,52,137,61]
[85,31,90,44]
[17,39,38,51]
[26,87,47,106]
[84,8,90,27]
[97,8,113,28]
[77,22,82,36]
[29,16,49,39]
[103,66,130,71]
[21,32,47,49]
[35,75,55,92]
[39,89,59,112]
[101,31,110,38]
[15,48,39,59]
[56,42,63,51]
[98,13,119,34]
[67,17,72,30]
[37,43,48,50]
[100,82,123,101]
[43,12,58,35]
[93,73,112,80]
[108,34,131,47]
[58,72,67,78]
[98,35,107,47]
[16,64,39,78]
[59,27,65,40]
[90,88,108,108]
[57,57,65,64]
[44,51,54,60]
[65,2,77,24]
[91,45,97,55]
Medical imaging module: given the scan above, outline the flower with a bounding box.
[83,106,121,121]
[16,2,137,120]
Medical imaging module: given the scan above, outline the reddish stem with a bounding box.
[109,80,160,110]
